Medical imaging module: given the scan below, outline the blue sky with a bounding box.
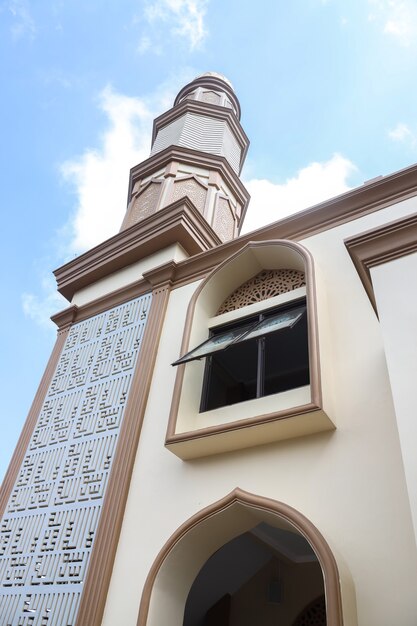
[1,0,417,482]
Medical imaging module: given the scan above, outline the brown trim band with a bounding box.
[51,260,188,332]
[166,402,321,445]
[136,488,344,626]
[55,162,417,304]
[0,327,70,519]
[54,198,223,301]
[128,145,249,208]
[51,278,151,330]
[173,75,241,119]
[75,280,172,626]
[344,212,417,314]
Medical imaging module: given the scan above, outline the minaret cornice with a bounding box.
[174,74,241,118]
[128,144,250,213]
[54,196,222,301]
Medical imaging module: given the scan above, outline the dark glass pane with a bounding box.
[204,339,258,411]
[264,311,309,396]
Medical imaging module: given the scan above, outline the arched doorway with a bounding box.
[136,489,347,626]
[183,522,326,626]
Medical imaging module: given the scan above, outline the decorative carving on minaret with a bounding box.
[213,196,235,242]
[171,176,208,215]
[128,180,162,225]
[120,73,250,246]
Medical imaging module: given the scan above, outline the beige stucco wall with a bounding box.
[371,251,417,547]
[71,243,188,307]
[101,196,417,626]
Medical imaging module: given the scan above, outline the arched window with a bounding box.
[167,240,335,459]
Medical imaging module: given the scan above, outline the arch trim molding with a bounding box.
[136,488,344,626]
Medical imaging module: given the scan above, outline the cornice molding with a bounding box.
[50,304,78,330]
[54,162,417,307]
[174,75,241,118]
[160,166,417,289]
[142,260,178,289]
[151,99,249,170]
[54,197,221,300]
[51,278,151,330]
[128,145,250,208]
[344,211,417,314]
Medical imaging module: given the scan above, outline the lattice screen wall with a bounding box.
[0,294,152,626]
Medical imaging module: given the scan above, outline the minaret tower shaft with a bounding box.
[120,72,250,243]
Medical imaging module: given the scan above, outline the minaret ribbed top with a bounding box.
[150,72,247,174]
[173,72,241,119]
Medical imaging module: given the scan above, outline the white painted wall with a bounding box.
[371,252,417,547]
[71,244,188,307]
[101,197,417,626]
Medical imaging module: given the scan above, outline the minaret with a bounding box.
[120,72,250,242]
[0,74,249,626]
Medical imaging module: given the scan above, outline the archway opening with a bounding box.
[183,522,325,626]
[137,490,347,626]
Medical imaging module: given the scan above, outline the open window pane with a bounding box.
[173,321,256,365]
[240,306,306,342]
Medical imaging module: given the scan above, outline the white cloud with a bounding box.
[8,0,36,40]
[60,75,196,253]
[141,0,208,52]
[388,122,416,147]
[22,274,67,331]
[242,154,356,234]
[389,123,408,141]
[24,77,194,329]
[60,86,158,253]
[368,0,417,45]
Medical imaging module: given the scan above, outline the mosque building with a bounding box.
[1,72,417,626]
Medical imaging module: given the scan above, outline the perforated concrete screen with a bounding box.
[0,293,152,625]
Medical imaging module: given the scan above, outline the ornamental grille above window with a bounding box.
[216,269,306,315]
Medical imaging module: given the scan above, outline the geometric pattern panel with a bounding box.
[128,182,161,226]
[217,269,306,314]
[213,197,235,243]
[171,177,207,214]
[0,293,152,626]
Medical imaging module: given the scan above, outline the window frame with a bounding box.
[199,299,308,411]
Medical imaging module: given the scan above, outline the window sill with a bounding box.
[165,387,335,460]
